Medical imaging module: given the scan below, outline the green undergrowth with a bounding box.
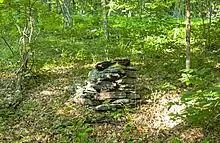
[0,16,219,142]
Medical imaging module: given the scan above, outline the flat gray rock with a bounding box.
[112,99,130,104]
[73,59,140,110]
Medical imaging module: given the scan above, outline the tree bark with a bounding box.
[207,0,212,49]
[61,0,73,29]
[15,0,35,91]
[101,0,108,40]
[185,0,191,69]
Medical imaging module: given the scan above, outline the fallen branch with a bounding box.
[1,36,15,56]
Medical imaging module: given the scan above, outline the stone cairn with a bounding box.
[73,59,140,111]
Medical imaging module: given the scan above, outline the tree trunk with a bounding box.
[72,0,75,14]
[48,0,52,12]
[185,0,191,69]
[207,0,212,49]
[16,0,35,91]
[173,0,180,40]
[61,0,73,29]
[101,0,108,40]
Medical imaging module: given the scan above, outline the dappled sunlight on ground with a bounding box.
[180,127,204,142]
[59,88,195,142]
[131,91,185,135]
[56,99,87,119]
[41,62,93,73]
[0,61,217,142]
[0,73,16,78]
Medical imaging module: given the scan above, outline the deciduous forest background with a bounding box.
[0,0,219,142]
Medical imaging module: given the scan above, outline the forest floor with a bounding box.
[1,32,220,142]
[1,61,219,143]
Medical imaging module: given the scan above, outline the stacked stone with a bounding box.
[73,59,140,111]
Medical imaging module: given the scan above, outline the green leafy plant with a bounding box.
[54,119,94,143]
[179,68,213,87]
[180,67,220,129]
[181,86,220,124]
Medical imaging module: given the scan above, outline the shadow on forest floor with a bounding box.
[1,60,219,143]
[0,40,219,142]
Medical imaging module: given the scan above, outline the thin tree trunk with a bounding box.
[48,0,52,12]
[173,0,180,40]
[72,0,75,14]
[101,0,108,40]
[60,0,73,29]
[16,0,33,91]
[207,0,212,49]
[185,0,191,69]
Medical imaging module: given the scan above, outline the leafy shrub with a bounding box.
[181,86,220,126]
[179,68,214,88]
[54,119,94,143]
[180,68,220,129]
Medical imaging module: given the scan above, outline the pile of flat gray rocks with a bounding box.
[73,59,140,111]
